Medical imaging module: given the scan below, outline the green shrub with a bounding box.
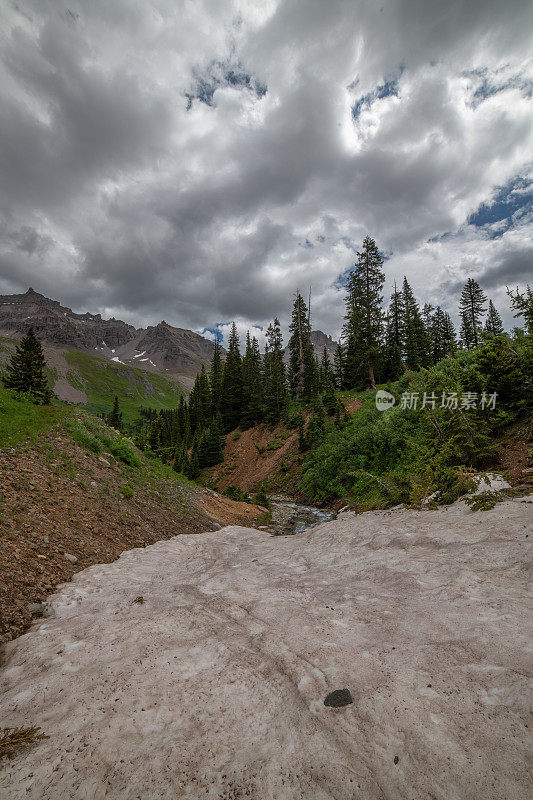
[222,484,251,502]
[253,483,269,507]
[119,484,135,499]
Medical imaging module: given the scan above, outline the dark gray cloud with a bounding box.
[478,246,533,290]
[0,0,531,341]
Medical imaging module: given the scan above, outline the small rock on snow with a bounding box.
[324,688,353,708]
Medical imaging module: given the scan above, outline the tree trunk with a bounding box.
[368,359,376,389]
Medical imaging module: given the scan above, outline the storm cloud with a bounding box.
[0,0,531,341]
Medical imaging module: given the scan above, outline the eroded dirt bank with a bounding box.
[0,435,264,643]
[1,498,531,799]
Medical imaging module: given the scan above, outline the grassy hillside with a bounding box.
[0,385,265,642]
[65,350,182,421]
[0,384,68,447]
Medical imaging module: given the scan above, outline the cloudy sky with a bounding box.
[0,0,531,345]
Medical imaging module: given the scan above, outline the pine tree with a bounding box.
[221,322,243,431]
[188,450,200,479]
[507,285,533,335]
[333,342,345,389]
[209,334,224,418]
[318,347,335,392]
[342,236,385,388]
[263,318,287,419]
[175,395,190,445]
[107,395,123,430]
[196,421,224,468]
[3,327,52,404]
[401,278,431,369]
[442,312,457,356]
[173,444,189,475]
[287,292,316,399]
[148,416,165,453]
[422,303,434,331]
[484,300,504,336]
[388,280,405,350]
[188,366,211,433]
[241,332,263,428]
[459,278,487,348]
[382,315,404,381]
[381,283,406,380]
[343,333,366,389]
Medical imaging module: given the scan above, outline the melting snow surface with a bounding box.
[111,356,124,364]
[0,499,531,799]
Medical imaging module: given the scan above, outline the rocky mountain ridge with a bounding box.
[1,289,339,377]
[0,289,220,376]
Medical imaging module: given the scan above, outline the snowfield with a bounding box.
[1,499,531,799]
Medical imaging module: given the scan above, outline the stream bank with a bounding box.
[260,495,337,535]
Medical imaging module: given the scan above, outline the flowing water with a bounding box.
[267,496,336,535]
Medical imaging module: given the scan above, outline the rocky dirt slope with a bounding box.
[0,430,264,643]
[206,398,362,498]
[1,498,531,799]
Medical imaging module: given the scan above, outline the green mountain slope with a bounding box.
[64,350,181,421]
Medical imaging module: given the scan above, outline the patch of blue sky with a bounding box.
[185,60,267,110]
[351,66,404,120]
[468,176,533,238]
[464,66,533,109]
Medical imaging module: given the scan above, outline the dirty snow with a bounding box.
[0,500,531,799]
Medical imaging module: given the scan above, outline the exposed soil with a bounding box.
[490,418,533,485]
[341,396,363,416]
[206,422,304,495]
[206,398,364,499]
[0,434,264,644]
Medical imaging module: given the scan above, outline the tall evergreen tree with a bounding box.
[188,365,211,432]
[209,334,224,418]
[388,281,405,350]
[342,236,385,388]
[287,292,316,399]
[401,277,431,369]
[221,322,243,431]
[343,333,367,389]
[318,346,335,392]
[459,278,487,348]
[442,311,457,356]
[422,303,434,331]
[333,342,345,389]
[484,300,504,336]
[241,332,263,427]
[108,395,123,430]
[263,318,287,418]
[3,327,52,404]
[507,285,533,335]
[196,420,224,468]
[382,317,404,381]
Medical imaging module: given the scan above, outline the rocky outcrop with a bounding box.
[0,289,219,377]
[0,288,135,350]
[283,329,339,363]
